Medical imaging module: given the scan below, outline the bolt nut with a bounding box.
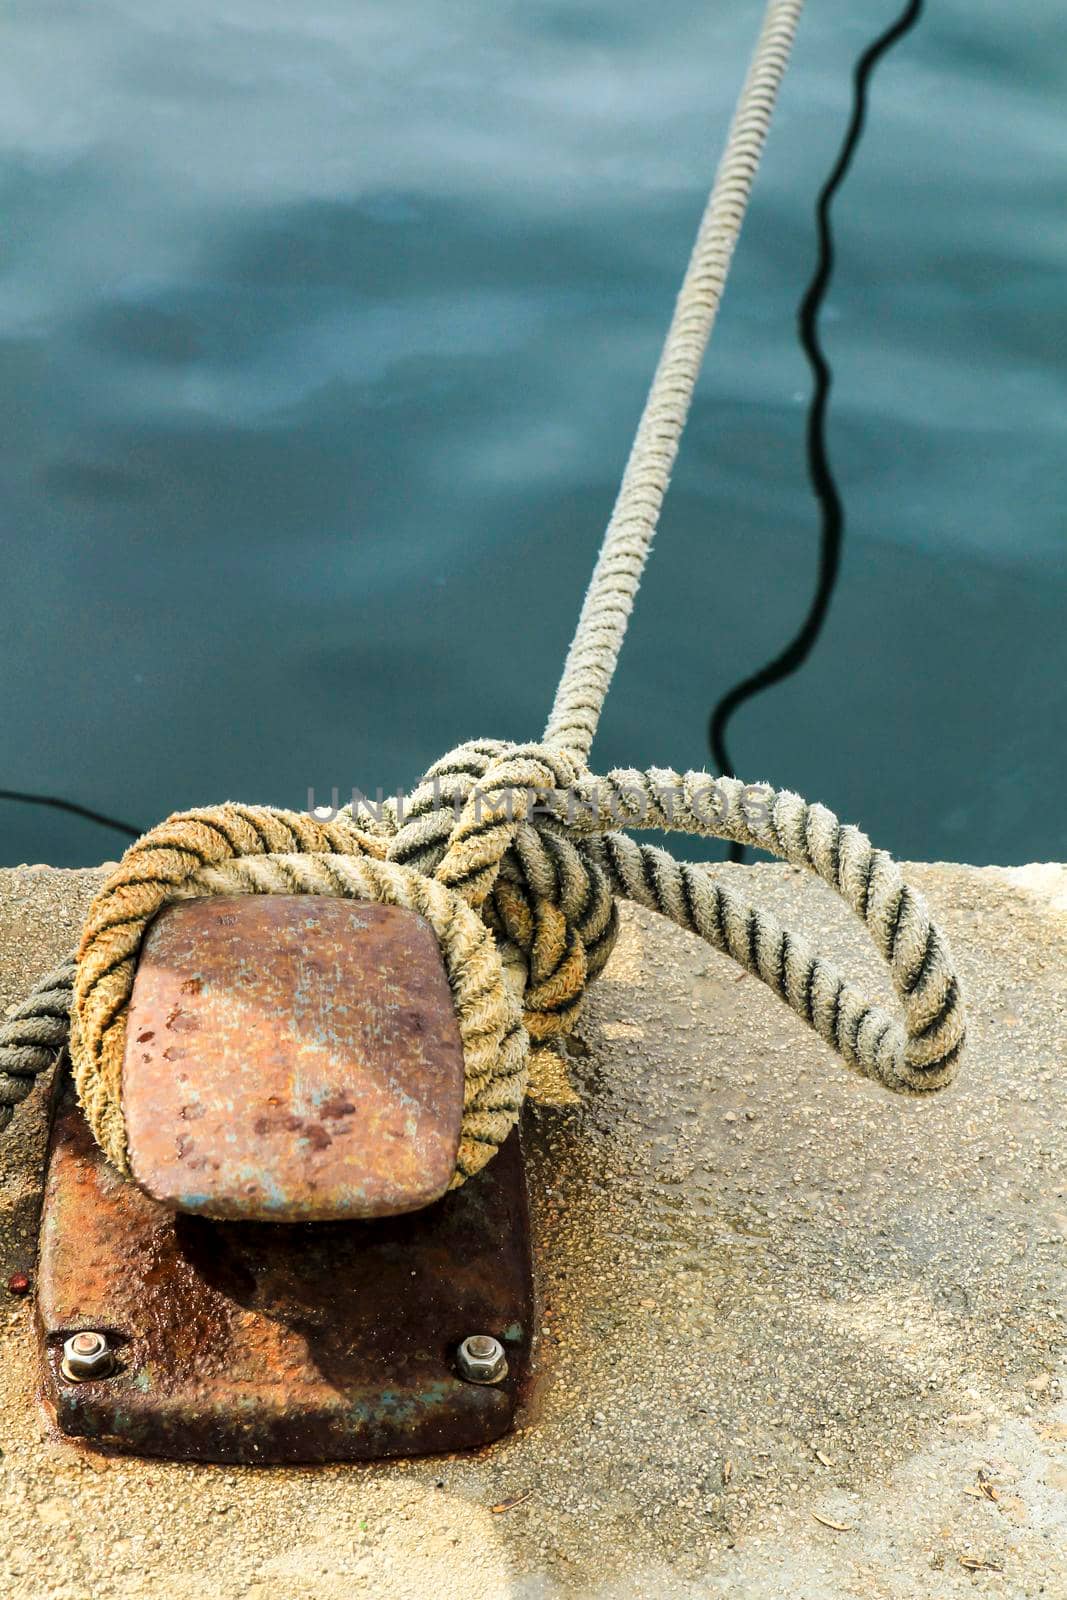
[60,1331,116,1382]
[456,1333,508,1385]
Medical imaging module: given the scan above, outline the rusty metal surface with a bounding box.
[123,895,466,1221]
[37,1085,533,1463]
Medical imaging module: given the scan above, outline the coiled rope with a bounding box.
[0,0,965,1189]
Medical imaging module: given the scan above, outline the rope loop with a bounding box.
[1,741,965,1187]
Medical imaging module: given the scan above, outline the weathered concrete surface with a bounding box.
[1,859,1064,1599]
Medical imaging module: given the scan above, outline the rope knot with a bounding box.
[1,740,965,1194]
[50,743,618,1189]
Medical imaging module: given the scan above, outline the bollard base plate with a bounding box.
[36,1081,533,1463]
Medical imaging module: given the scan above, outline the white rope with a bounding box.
[544,0,805,759]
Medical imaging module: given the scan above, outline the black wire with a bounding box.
[0,789,143,840]
[709,0,924,861]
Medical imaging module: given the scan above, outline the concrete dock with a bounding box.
[1,859,1064,1598]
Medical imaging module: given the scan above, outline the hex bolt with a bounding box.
[60,1331,116,1382]
[456,1333,508,1385]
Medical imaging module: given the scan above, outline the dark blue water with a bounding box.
[3,1,1064,869]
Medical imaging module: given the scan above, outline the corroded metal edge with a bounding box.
[37,1084,533,1464]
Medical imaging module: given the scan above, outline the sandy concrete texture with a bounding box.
[0,858,1064,1599]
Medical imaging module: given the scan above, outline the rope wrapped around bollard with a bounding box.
[0,739,965,1186]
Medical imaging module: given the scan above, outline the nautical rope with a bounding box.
[1,741,965,1183]
[545,0,805,757]
[0,0,966,1188]
[0,957,77,1124]
[66,807,532,1185]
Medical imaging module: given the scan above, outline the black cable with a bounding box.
[0,789,143,841]
[709,0,924,861]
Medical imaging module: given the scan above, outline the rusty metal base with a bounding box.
[37,1085,533,1463]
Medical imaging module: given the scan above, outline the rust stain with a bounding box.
[37,1085,532,1464]
[122,896,467,1222]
